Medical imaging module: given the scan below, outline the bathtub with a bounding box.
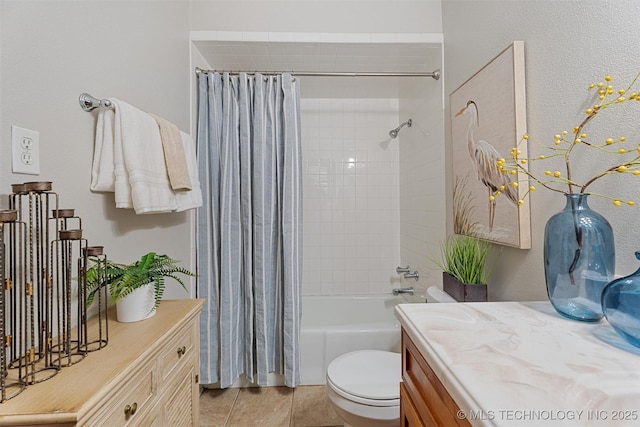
[300,294,406,385]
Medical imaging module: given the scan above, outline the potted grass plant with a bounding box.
[433,235,494,302]
[85,251,195,323]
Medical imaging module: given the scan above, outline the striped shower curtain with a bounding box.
[196,72,303,388]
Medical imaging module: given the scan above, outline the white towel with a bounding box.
[90,108,116,192]
[174,131,202,212]
[91,98,176,214]
[90,99,202,214]
[116,100,178,213]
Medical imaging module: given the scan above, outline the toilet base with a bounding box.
[326,384,399,427]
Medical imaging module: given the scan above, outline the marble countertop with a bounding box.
[395,301,640,427]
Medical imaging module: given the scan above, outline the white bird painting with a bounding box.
[455,100,517,231]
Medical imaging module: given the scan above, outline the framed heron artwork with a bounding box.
[450,41,531,249]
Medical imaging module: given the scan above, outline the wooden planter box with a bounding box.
[442,272,487,302]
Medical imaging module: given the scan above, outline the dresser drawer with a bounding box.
[87,360,157,426]
[137,406,161,427]
[158,323,195,383]
[162,364,197,426]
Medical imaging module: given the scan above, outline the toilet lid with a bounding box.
[327,350,401,400]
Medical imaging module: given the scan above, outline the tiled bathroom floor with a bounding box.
[199,385,344,426]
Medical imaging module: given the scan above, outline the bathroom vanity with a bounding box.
[396,301,640,426]
[0,299,204,426]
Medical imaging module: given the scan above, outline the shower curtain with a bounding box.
[196,72,303,388]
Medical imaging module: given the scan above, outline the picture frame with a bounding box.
[449,41,530,249]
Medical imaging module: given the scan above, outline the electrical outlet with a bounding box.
[21,152,33,165]
[12,125,40,175]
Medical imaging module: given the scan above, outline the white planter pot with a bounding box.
[115,283,157,323]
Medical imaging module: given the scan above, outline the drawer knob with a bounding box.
[177,345,186,357]
[124,402,138,416]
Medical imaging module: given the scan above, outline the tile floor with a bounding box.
[200,385,344,427]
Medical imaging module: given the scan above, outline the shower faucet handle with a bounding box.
[396,266,411,274]
[404,271,419,281]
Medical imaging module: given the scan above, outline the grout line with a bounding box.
[288,387,294,427]
[224,388,241,427]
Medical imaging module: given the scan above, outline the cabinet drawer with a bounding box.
[402,331,470,427]
[87,360,157,426]
[400,382,426,427]
[158,323,195,383]
[163,364,196,426]
[137,407,161,427]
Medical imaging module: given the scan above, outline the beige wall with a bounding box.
[398,47,446,298]
[189,0,442,33]
[0,0,193,298]
[442,0,640,301]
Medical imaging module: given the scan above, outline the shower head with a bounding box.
[389,119,412,139]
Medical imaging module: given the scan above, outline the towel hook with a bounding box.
[79,93,113,112]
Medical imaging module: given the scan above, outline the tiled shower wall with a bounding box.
[301,98,401,296]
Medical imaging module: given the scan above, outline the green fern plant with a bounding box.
[85,252,195,311]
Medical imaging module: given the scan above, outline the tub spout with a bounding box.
[392,287,414,296]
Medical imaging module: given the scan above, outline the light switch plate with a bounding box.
[12,125,40,175]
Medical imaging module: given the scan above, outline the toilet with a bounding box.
[326,350,400,427]
[326,286,456,427]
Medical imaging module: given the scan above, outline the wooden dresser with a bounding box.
[401,330,471,427]
[0,299,204,426]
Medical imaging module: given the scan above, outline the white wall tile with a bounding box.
[301,98,401,296]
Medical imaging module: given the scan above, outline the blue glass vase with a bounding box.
[544,193,615,321]
[601,252,640,348]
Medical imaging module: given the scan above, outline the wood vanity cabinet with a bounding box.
[401,330,471,427]
[0,299,204,426]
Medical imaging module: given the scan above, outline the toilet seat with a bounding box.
[326,350,400,407]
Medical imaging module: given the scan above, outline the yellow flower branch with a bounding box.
[497,72,640,207]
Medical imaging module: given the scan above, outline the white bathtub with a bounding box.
[300,294,406,385]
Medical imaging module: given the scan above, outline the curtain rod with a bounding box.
[195,67,441,80]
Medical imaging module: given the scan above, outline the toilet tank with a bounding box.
[426,286,457,303]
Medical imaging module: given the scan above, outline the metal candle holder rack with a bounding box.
[0,181,108,402]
